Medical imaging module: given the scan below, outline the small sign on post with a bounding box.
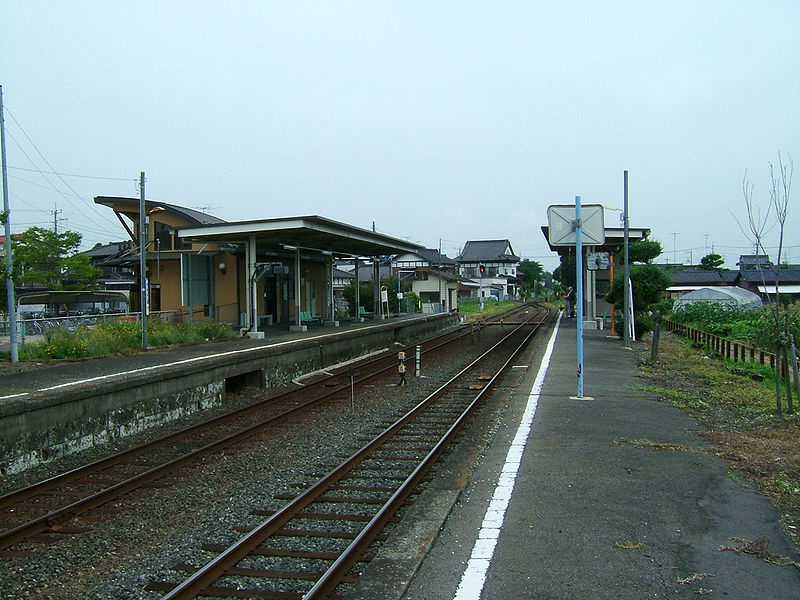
[398,351,407,386]
[586,252,610,270]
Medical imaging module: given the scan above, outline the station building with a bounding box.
[93,196,420,334]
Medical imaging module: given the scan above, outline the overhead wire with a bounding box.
[6,129,121,231]
[9,175,126,241]
[6,165,134,181]
[4,107,131,232]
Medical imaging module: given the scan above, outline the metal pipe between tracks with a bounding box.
[161,309,548,599]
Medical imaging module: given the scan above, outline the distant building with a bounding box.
[736,254,773,271]
[667,254,800,302]
[455,239,520,301]
[393,248,459,313]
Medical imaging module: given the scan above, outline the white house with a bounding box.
[455,239,521,301]
[393,248,459,313]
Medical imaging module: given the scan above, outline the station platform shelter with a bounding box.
[94,196,420,336]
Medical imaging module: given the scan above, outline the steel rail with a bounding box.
[159,309,548,599]
[1,303,537,511]
[0,318,502,551]
[304,313,546,599]
[0,323,473,509]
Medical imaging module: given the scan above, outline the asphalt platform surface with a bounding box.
[394,315,800,600]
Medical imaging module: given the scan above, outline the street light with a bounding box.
[397,269,416,315]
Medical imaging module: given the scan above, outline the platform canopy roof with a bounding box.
[540,225,651,256]
[177,215,421,257]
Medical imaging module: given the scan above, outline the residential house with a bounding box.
[80,241,135,311]
[666,267,740,299]
[667,255,800,303]
[394,248,459,313]
[331,266,354,316]
[455,240,521,301]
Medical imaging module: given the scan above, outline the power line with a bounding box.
[4,107,123,229]
[7,164,134,182]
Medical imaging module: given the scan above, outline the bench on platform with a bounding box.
[300,311,322,326]
[358,306,374,319]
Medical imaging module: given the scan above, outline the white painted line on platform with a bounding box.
[1,318,427,398]
[453,312,561,600]
[35,330,394,393]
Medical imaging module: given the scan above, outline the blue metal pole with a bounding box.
[575,195,584,397]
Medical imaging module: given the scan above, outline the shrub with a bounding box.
[670,302,799,350]
[606,263,672,337]
[13,317,238,361]
[670,303,761,337]
[747,303,800,349]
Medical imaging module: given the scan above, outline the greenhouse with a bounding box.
[672,286,763,310]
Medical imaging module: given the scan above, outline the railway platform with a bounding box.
[0,312,456,478]
[0,313,429,398]
[384,314,800,600]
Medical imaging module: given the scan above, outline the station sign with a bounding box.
[547,204,605,246]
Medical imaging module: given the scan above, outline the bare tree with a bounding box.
[738,152,794,413]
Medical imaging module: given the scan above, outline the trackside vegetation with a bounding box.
[3,318,238,361]
[669,302,800,353]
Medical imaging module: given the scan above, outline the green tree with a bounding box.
[553,255,576,290]
[699,252,724,271]
[518,259,546,296]
[8,227,101,291]
[627,239,663,264]
[343,280,374,317]
[606,263,672,337]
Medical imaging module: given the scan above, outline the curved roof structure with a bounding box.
[94,196,227,226]
[673,286,762,310]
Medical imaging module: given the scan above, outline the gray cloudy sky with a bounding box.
[2,2,798,271]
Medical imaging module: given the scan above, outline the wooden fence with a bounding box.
[663,319,776,368]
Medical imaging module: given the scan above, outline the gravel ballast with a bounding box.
[0,325,523,599]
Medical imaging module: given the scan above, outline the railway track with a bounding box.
[147,307,549,599]
[0,304,543,557]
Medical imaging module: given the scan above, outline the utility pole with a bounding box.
[438,238,443,312]
[0,85,18,362]
[623,170,631,349]
[671,232,677,264]
[139,171,147,349]
[52,204,63,233]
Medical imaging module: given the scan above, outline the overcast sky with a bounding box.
[2,2,798,271]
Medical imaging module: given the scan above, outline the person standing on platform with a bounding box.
[564,286,575,318]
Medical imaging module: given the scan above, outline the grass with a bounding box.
[3,317,238,361]
[459,299,527,321]
[639,331,800,550]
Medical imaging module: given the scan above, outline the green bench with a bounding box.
[300,310,321,326]
[358,306,374,319]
